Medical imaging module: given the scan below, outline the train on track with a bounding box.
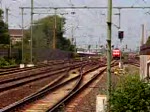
[112,48,121,60]
[77,51,98,57]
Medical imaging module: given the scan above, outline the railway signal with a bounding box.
[112,45,114,49]
[118,29,124,41]
[118,29,124,69]
[126,44,127,49]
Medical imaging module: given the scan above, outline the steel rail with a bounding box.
[0,60,88,76]
[0,61,87,84]
[48,64,107,112]
[0,67,82,112]
[56,62,118,112]
[0,62,90,92]
[0,60,68,75]
[0,68,68,92]
[0,62,103,111]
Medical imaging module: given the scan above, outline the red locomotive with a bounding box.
[112,48,121,59]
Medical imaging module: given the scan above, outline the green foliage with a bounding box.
[21,47,30,63]
[146,36,150,45]
[0,44,9,48]
[0,9,10,45]
[8,58,16,65]
[110,74,150,112]
[0,57,16,67]
[0,9,3,16]
[0,57,9,66]
[12,42,21,48]
[24,15,74,51]
[57,31,75,51]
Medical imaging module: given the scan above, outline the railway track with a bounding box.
[0,63,86,91]
[0,61,88,89]
[0,60,73,75]
[0,59,105,111]
[0,59,91,73]
[50,64,107,112]
[124,59,140,67]
[0,68,68,92]
[0,60,106,112]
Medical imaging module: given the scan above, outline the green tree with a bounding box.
[24,15,75,51]
[110,75,150,112]
[146,36,150,45]
[57,31,75,51]
[0,9,10,45]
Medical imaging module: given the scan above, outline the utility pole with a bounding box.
[141,24,145,45]
[21,8,24,63]
[118,9,123,69]
[71,25,77,52]
[53,8,57,49]
[6,8,11,58]
[0,0,2,8]
[118,8,121,29]
[71,26,74,45]
[30,0,33,64]
[70,11,76,52]
[114,8,123,68]
[60,13,68,32]
[71,24,76,51]
[107,0,112,110]
[114,8,121,29]
[60,14,64,32]
[5,8,9,31]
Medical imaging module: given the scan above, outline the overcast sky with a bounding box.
[1,0,150,50]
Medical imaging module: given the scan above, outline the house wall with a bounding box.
[140,55,147,80]
[140,44,150,81]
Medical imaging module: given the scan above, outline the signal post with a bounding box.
[118,29,124,68]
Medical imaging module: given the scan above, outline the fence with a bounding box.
[0,48,73,62]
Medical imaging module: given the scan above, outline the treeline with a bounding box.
[0,8,75,65]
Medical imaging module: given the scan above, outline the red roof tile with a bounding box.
[9,29,23,36]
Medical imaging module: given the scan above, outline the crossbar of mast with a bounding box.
[20,6,150,10]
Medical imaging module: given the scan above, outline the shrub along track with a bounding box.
[0,60,106,112]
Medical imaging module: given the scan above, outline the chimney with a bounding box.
[141,24,145,45]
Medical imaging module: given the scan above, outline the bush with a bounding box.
[110,74,150,112]
[8,58,16,65]
[0,57,9,67]
[0,57,16,67]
